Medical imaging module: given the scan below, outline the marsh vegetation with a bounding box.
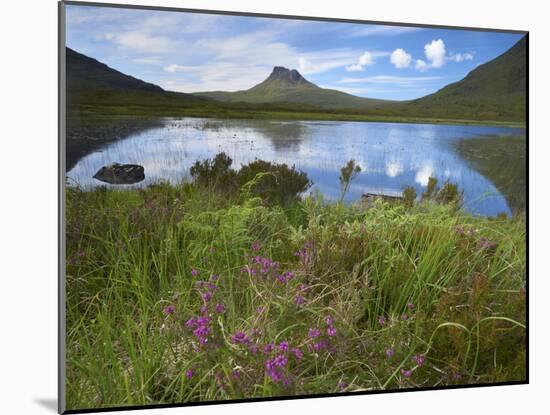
[65,158,526,410]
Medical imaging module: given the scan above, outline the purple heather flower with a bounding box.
[197,316,211,325]
[193,323,210,345]
[194,325,210,337]
[185,369,194,380]
[273,354,288,367]
[378,316,387,326]
[327,326,337,337]
[206,283,218,291]
[385,347,395,358]
[231,331,250,345]
[249,344,259,354]
[191,268,199,277]
[298,284,310,293]
[407,302,415,310]
[186,318,198,329]
[401,313,409,321]
[401,368,412,378]
[277,274,287,284]
[477,236,497,251]
[214,303,226,314]
[163,304,176,315]
[413,354,425,366]
[312,341,326,351]
[256,306,265,314]
[199,305,207,314]
[210,274,219,281]
[269,370,283,382]
[279,341,290,352]
[251,240,261,252]
[308,327,321,338]
[185,318,198,329]
[294,295,306,307]
[338,382,348,391]
[325,316,334,326]
[264,343,274,353]
[292,348,303,360]
[202,292,213,302]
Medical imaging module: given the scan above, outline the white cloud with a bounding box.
[425,39,446,68]
[412,39,452,71]
[319,85,410,95]
[390,48,412,69]
[109,31,175,53]
[415,59,429,71]
[132,56,162,65]
[163,64,200,73]
[345,64,363,72]
[162,62,274,92]
[299,54,355,75]
[339,75,443,86]
[345,51,375,72]
[448,52,474,62]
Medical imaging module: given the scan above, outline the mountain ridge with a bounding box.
[194,66,391,110]
[65,35,527,123]
[66,47,213,110]
[402,36,526,121]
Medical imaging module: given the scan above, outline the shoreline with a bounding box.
[68,108,526,129]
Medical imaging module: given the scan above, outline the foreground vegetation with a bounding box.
[65,160,526,410]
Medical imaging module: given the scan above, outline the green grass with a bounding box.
[65,178,526,410]
[455,135,526,214]
[69,105,525,128]
[66,37,527,127]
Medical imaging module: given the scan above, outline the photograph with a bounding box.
[61,1,527,412]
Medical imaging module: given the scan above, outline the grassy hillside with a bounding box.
[65,167,526,410]
[66,38,527,124]
[66,47,216,112]
[401,36,527,122]
[196,66,391,111]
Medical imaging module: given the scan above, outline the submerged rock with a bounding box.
[93,163,145,184]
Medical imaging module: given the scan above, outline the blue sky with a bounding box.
[66,5,524,101]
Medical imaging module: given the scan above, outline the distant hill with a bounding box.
[65,47,213,112]
[66,37,527,123]
[403,36,527,121]
[195,66,392,111]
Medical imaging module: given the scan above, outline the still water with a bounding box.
[67,117,524,216]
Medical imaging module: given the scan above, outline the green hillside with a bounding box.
[66,47,215,112]
[402,36,527,121]
[195,66,392,111]
[65,36,527,124]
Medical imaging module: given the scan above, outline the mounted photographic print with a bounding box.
[59,1,528,413]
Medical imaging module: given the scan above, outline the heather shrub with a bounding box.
[65,164,525,409]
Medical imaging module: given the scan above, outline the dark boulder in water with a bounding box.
[93,163,145,184]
